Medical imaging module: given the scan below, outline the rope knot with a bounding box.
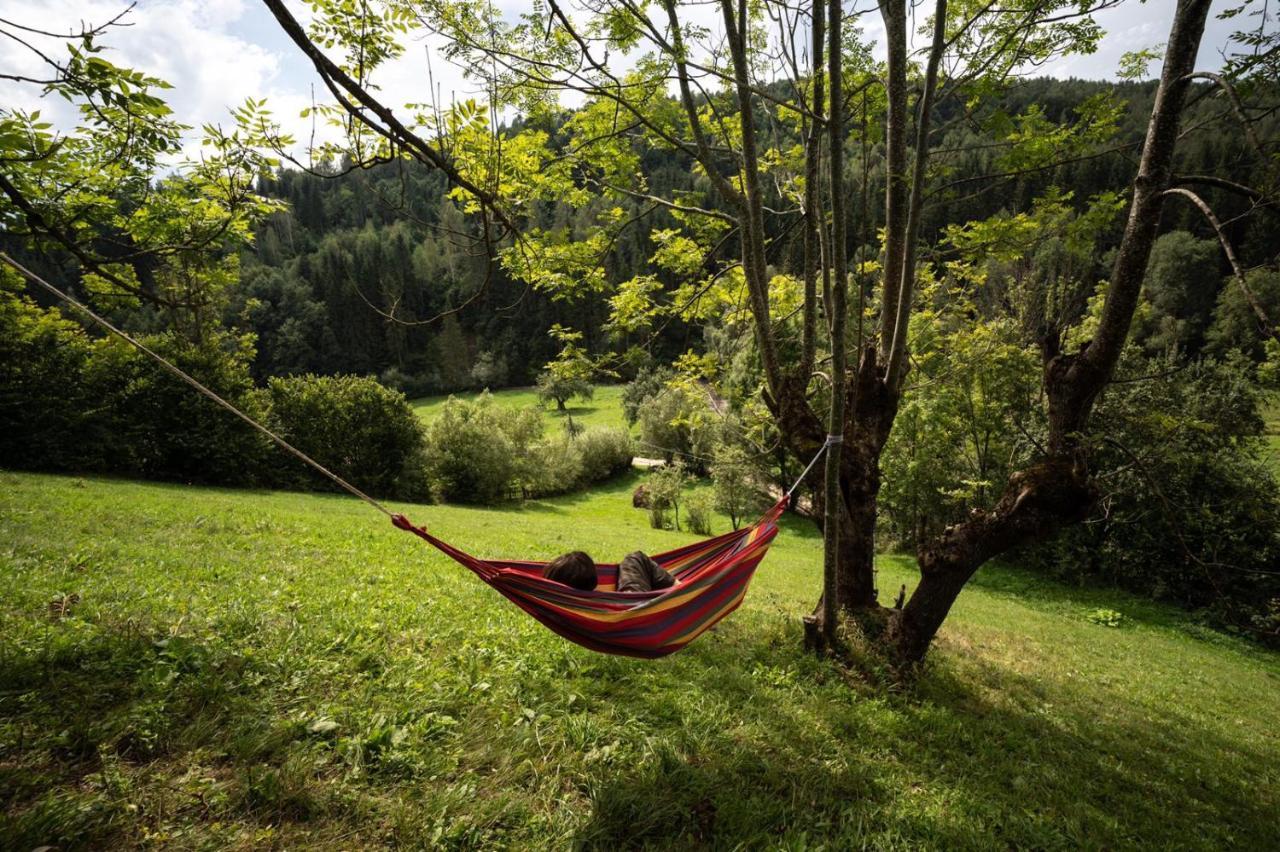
[824,434,844,446]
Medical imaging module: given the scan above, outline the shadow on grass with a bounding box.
[869,548,1265,656]
[0,623,315,850]
[2,608,1275,849]
[958,559,1279,657]
[569,635,1277,849]
[546,404,601,420]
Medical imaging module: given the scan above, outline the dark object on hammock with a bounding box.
[393,498,788,658]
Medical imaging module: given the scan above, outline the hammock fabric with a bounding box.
[391,498,788,658]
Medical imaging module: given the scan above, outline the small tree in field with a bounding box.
[537,370,594,412]
[536,325,594,412]
[711,445,756,530]
[648,461,689,531]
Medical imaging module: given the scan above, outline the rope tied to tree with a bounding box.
[786,434,843,499]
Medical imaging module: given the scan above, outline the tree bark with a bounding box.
[818,0,850,643]
[799,0,825,379]
[885,0,947,393]
[877,0,909,366]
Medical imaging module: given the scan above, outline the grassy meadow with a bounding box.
[2,469,1278,850]
[411,385,633,435]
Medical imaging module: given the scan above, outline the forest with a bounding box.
[2,0,1279,847]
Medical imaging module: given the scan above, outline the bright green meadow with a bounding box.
[411,385,632,435]
[1,468,1278,850]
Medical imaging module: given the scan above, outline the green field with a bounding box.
[2,471,1277,849]
[411,385,633,434]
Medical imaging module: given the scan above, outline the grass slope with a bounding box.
[411,385,631,434]
[2,471,1278,849]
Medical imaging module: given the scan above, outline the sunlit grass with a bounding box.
[2,471,1277,848]
[410,385,631,434]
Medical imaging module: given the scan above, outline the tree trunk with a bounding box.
[802,346,896,641]
[888,460,1095,661]
[820,0,850,643]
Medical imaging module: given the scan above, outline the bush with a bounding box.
[379,366,439,400]
[622,366,672,425]
[878,316,1039,549]
[0,284,100,472]
[636,387,718,472]
[1,278,286,486]
[711,445,757,530]
[647,461,689,530]
[470,350,508,389]
[264,374,424,498]
[109,334,271,486]
[576,427,634,483]
[421,394,523,504]
[1019,352,1280,642]
[685,491,713,535]
[521,438,584,498]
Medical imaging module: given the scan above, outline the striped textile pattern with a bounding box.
[391,499,789,658]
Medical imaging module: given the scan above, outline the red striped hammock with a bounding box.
[391,498,788,658]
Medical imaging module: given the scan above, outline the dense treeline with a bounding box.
[225,78,1278,396]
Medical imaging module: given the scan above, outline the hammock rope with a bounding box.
[2,252,837,657]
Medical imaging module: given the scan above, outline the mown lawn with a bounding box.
[2,471,1278,849]
[410,385,631,434]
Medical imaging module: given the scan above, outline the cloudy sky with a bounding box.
[0,0,1251,161]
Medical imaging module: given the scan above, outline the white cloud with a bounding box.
[1,0,1246,167]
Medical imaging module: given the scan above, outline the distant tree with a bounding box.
[1139,231,1221,355]
[536,325,595,411]
[537,371,594,412]
[434,315,473,390]
[711,445,756,530]
[1207,268,1280,360]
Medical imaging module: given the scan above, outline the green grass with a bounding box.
[2,471,1278,849]
[411,385,632,434]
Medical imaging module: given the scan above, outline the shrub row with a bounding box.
[3,293,640,506]
[0,291,415,500]
[420,394,633,503]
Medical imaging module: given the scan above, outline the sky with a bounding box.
[0,0,1252,163]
